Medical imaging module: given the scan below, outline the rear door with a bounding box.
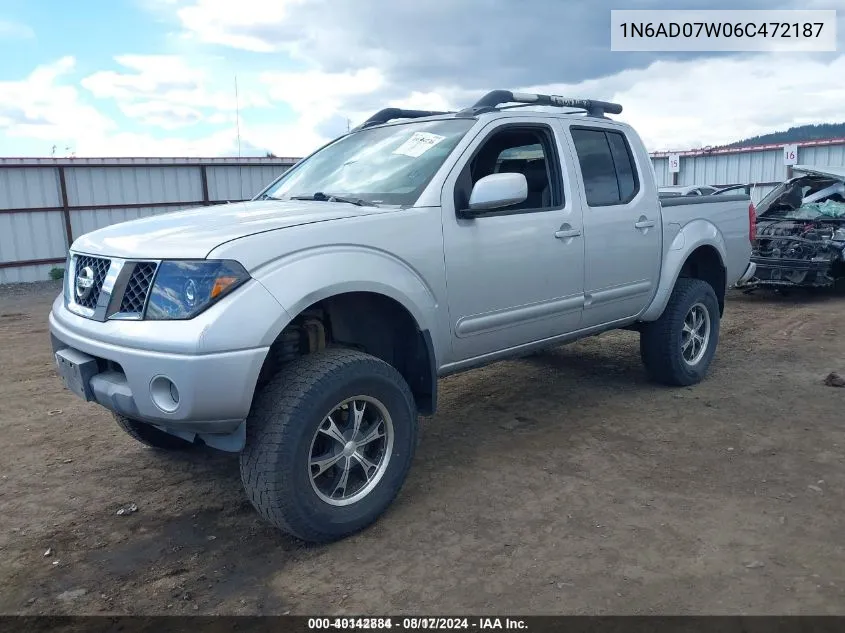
[563,123,661,328]
[440,117,585,363]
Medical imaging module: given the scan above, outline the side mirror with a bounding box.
[464,172,528,215]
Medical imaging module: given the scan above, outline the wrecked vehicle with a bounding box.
[749,166,845,289]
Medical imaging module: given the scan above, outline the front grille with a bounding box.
[119,262,157,314]
[73,255,110,309]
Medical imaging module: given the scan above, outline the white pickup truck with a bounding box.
[49,90,754,542]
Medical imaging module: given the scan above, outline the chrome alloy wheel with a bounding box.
[681,302,711,366]
[308,396,394,506]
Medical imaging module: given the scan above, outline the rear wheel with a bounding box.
[240,348,418,543]
[639,278,720,386]
[112,413,196,450]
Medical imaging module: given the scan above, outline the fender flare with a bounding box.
[251,246,442,414]
[251,245,441,360]
[640,219,728,322]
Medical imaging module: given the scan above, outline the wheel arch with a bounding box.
[641,221,728,322]
[678,244,727,315]
[250,247,443,415]
[256,290,439,416]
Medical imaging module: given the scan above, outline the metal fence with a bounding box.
[5,138,845,284]
[0,157,298,283]
[650,137,845,204]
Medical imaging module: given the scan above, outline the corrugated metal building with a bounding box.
[650,137,845,204]
[4,138,845,284]
[0,157,298,283]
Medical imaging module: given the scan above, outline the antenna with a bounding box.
[235,74,244,200]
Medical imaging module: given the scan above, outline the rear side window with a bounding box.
[571,127,640,206]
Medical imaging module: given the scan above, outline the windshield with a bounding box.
[260,118,475,206]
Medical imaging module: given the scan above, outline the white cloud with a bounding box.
[239,120,327,158]
[0,6,845,156]
[118,101,205,130]
[7,52,845,159]
[387,90,462,113]
[82,55,268,129]
[255,53,845,154]
[261,67,384,119]
[0,56,264,157]
[177,0,307,52]
[0,57,116,152]
[522,54,845,151]
[74,128,240,157]
[206,112,235,125]
[161,0,845,155]
[0,19,34,40]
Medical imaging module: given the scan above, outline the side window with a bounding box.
[570,129,618,206]
[606,132,638,201]
[454,126,563,213]
[570,127,640,207]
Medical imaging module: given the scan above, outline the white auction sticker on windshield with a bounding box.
[392,132,446,158]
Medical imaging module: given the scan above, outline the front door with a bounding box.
[440,118,586,363]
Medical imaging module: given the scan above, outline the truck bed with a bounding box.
[659,193,753,288]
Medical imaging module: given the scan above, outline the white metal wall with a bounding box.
[0,157,298,283]
[207,165,285,201]
[650,140,845,205]
[6,141,845,284]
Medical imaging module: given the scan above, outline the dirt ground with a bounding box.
[1,281,845,616]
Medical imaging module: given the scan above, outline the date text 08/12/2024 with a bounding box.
[307,618,528,630]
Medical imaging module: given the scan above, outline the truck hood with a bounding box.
[71,199,393,259]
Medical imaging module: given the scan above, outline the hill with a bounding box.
[720,123,845,149]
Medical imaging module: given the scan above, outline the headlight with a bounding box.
[145,260,250,320]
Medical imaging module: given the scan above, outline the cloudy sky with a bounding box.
[0,0,842,158]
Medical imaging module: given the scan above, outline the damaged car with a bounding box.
[748,166,845,289]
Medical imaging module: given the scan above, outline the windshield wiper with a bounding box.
[290,192,376,207]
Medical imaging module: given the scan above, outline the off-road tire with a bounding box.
[113,413,196,450]
[240,348,418,543]
[639,278,720,386]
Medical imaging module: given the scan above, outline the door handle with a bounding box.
[634,219,656,229]
[554,226,582,239]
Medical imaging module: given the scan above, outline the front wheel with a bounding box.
[240,348,418,543]
[639,278,720,386]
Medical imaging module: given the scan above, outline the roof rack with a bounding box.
[458,90,623,118]
[351,90,623,133]
[353,108,452,131]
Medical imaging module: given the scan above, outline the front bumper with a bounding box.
[48,280,287,448]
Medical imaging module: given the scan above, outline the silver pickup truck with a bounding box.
[49,90,754,542]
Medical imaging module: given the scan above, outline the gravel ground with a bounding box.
[1,282,844,615]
